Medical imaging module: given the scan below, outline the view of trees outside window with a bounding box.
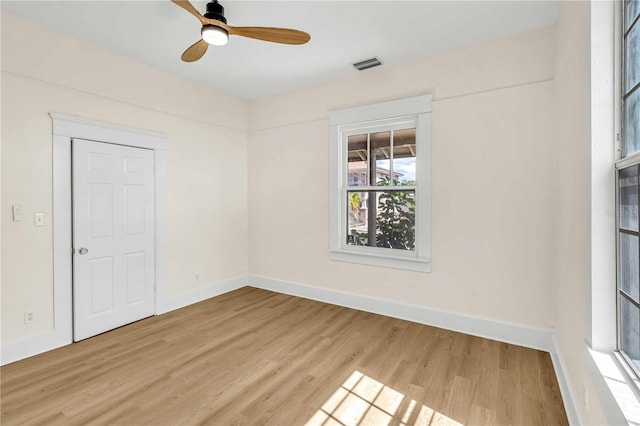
[619,0,640,372]
[345,128,416,250]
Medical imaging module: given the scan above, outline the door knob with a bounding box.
[78,247,89,255]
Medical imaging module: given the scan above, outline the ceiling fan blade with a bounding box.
[181,39,209,62]
[171,0,207,25]
[228,26,310,45]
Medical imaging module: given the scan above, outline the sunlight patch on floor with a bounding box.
[306,371,463,426]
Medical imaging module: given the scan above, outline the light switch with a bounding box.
[12,205,23,222]
[34,213,45,227]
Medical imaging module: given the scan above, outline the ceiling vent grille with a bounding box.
[353,57,382,71]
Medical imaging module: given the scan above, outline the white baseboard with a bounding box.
[160,275,247,314]
[248,275,594,422]
[1,276,247,366]
[1,329,71,366]
[248,274,553,351]
[549,336,582,426]
[0,272,585,426]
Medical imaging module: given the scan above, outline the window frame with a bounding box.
[328,95,432,272]
[616,0,640,382]
[616,159,640,379]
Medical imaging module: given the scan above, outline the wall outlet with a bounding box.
[34,213,45,226]
[24,312,34,324]
[195,272,200,281]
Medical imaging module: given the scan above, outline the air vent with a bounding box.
[353,57,382,71]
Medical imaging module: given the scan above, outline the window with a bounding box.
[617,0,640,376]
[328,95,432,272]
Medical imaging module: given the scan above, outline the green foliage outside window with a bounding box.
[348,192,362,223]
[375,176,415,250]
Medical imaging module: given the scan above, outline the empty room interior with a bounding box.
[1,0,639,425]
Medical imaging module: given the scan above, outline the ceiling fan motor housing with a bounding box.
[204,0,227,23]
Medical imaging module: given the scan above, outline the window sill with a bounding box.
[329,249,431,272]
[586,346,640,425]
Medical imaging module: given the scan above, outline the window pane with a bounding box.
[392,128,417,185]
[620,296,640,370]
[625,23,640,92]
[347,134,369,187]
[371,131,392,185]
[620,166,639,231]
[346,189,415,250]
[347,190,367,245]
[624,87,640,156]
[626,0,640,32]
[621,233,640,301]
[376,189,415,250]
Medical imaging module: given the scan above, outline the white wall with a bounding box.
[550,1,596,422]
[248,26,556,329]
[1,12,249,343]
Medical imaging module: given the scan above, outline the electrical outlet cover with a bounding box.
[34,213,45,226]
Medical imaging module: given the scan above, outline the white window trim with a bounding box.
[328,95,432,273]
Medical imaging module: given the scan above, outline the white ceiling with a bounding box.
[1,1,559,100]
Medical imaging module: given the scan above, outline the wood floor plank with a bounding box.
[1,287,568,425]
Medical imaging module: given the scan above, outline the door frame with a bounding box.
[51,113,167,345]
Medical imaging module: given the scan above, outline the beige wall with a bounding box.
[552,1,612,424]
[249,26,556,329]
[1,12,249,342]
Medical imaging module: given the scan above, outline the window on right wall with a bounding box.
[617,0,640,376]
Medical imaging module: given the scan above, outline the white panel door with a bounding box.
[72,138,155,341]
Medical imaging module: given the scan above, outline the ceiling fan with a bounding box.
[172,0,311,62]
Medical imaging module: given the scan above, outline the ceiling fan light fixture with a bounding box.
[172,0,310,62]
[201,25,229,46]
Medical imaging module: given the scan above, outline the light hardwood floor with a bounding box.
[1,287,568,425]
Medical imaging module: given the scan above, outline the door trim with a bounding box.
[51,113,167,347]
